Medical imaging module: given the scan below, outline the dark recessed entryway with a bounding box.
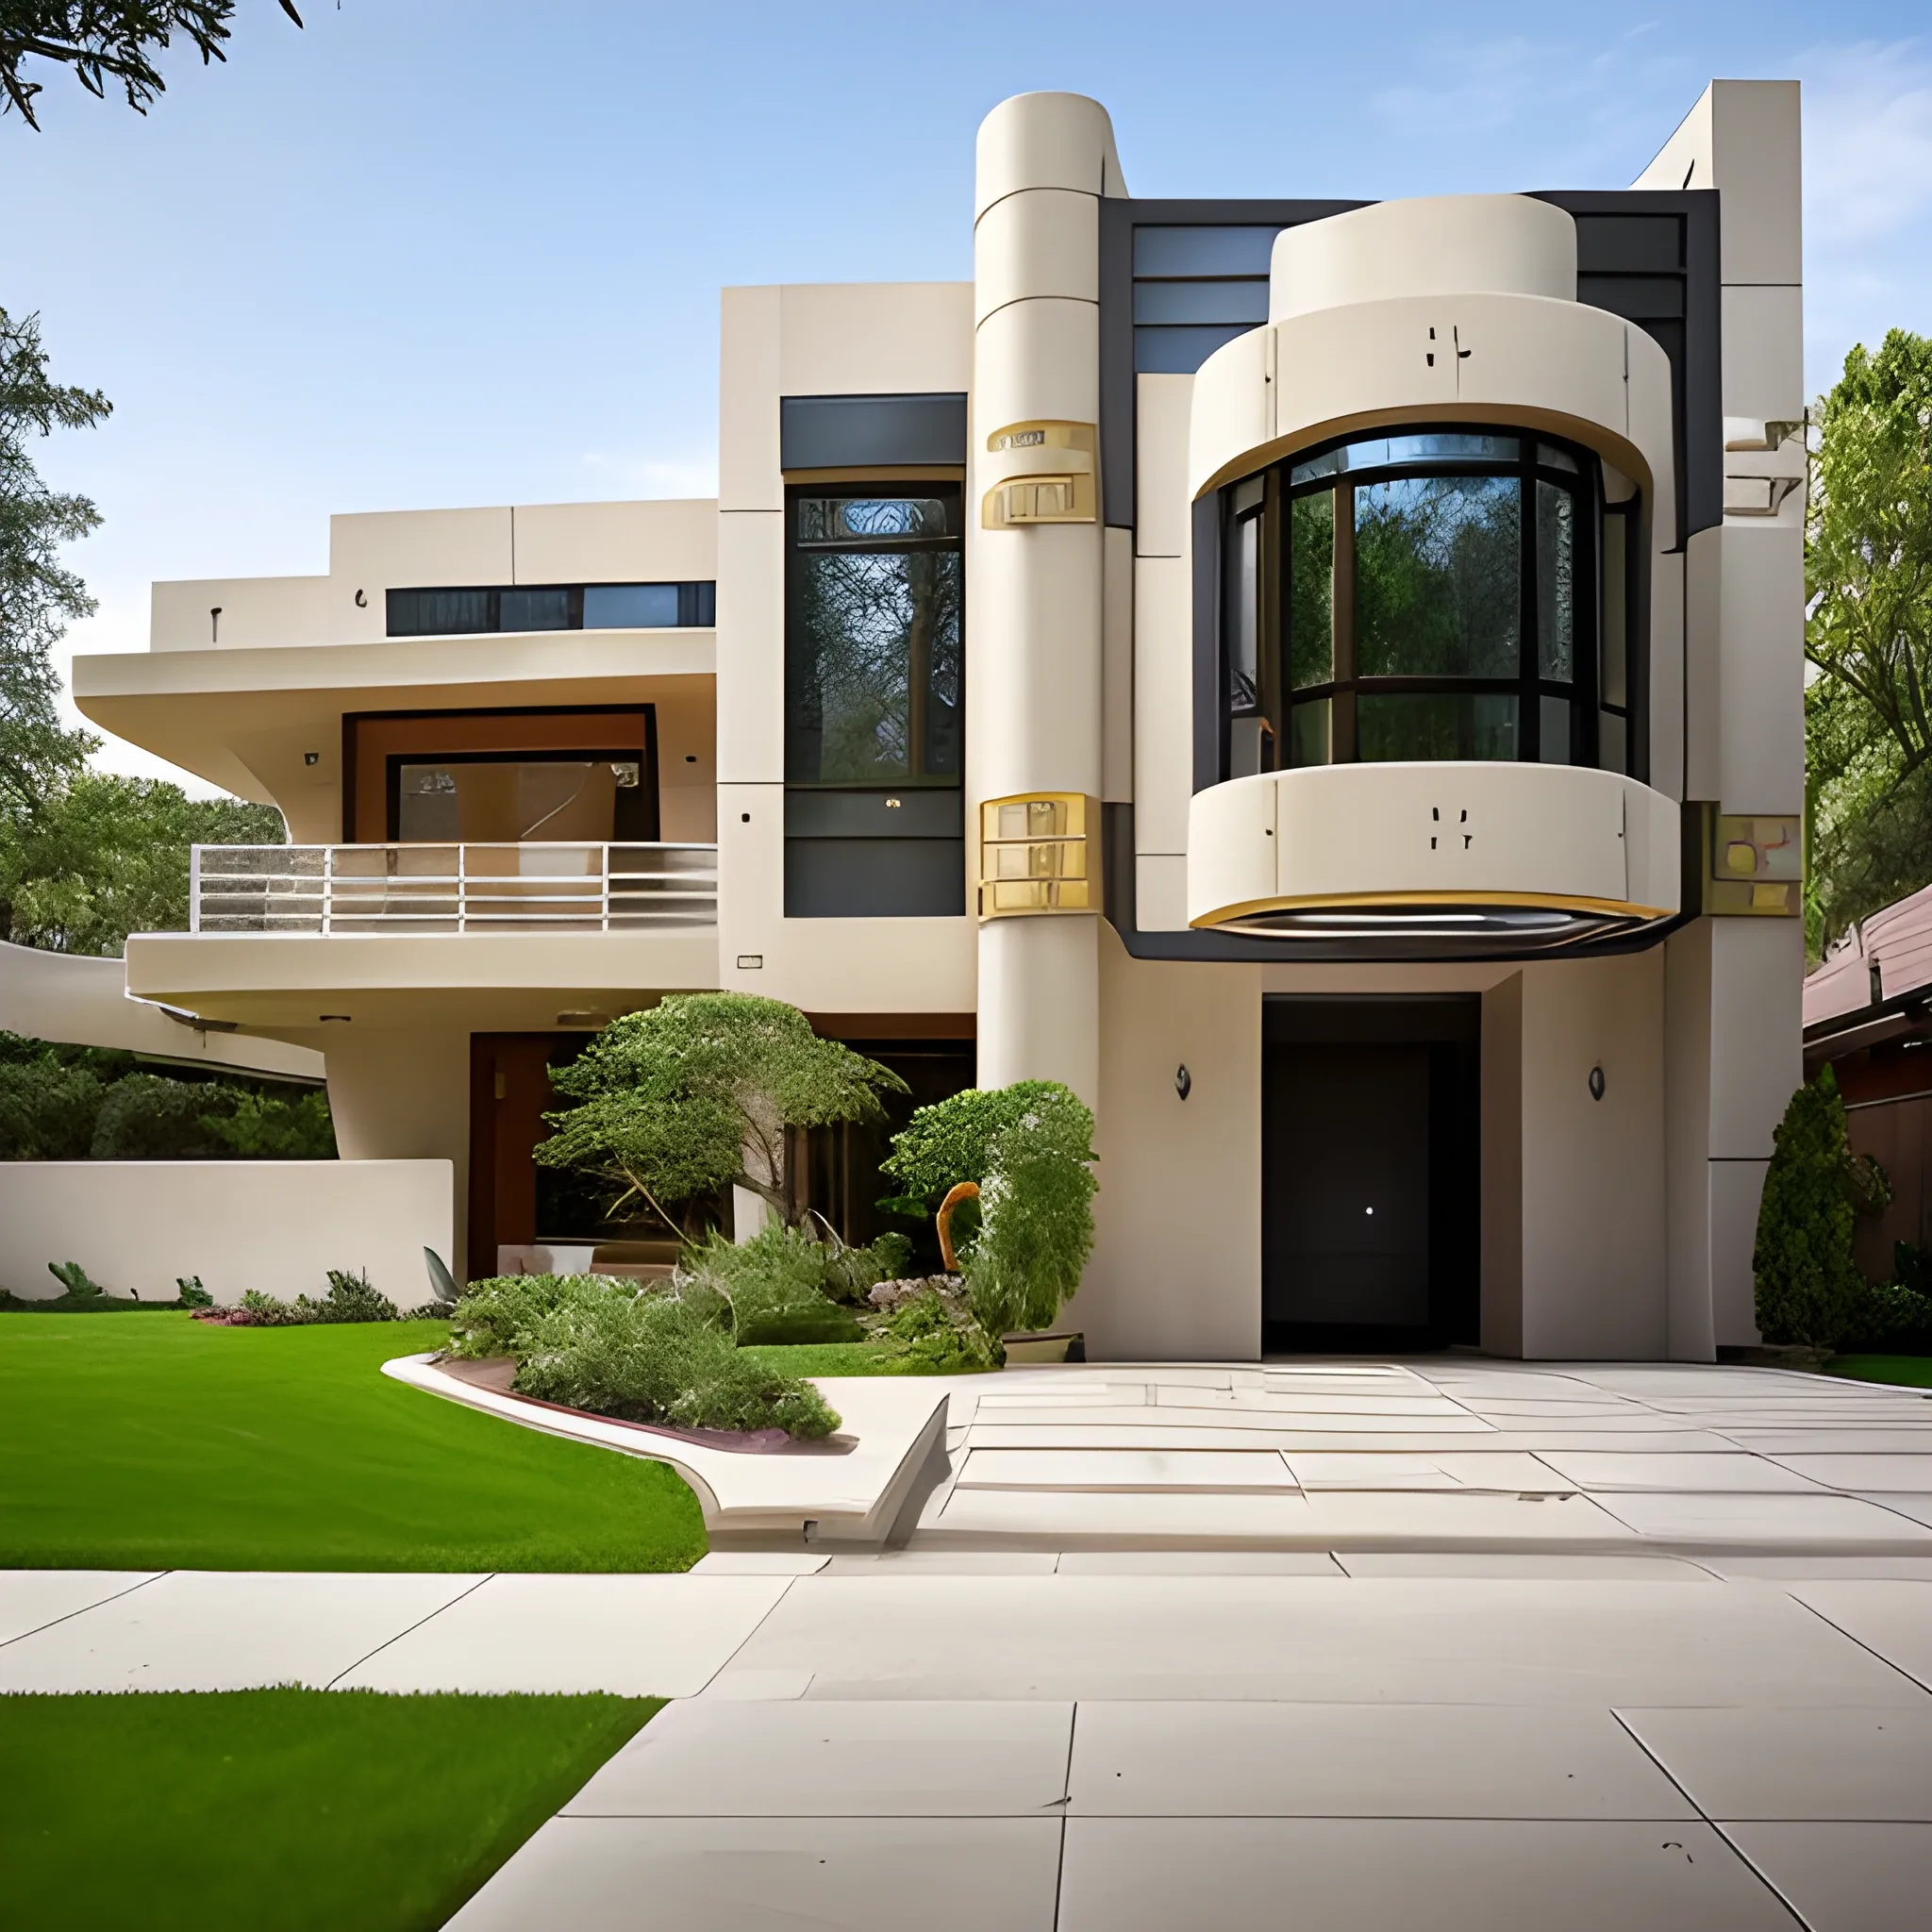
[1262,994,1480,1353]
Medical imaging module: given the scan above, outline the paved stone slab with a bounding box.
[1764,1454,1932,1491]
[443,1816,1062,1931]
[932,1486,1316,1541]
[565,1699,1074,1816]
[1070,1702,1693,1819]
[334,1574,792,1698]
[1860,1492,1932,1528]
[1056,1551,1342,1574]
[1534,1452,1829,1492]
[1337,1552,1715,1578]
[1056,1818,1793,1931]
[1282,1451,1567,1491]
[1294,1489,1636,1542]
[1591,1491,1932,1544]
[0,1571,158,1646]
[726,1576,1927,1706]
[1791,1580,1932,1690]
[956,1448,1298,1491]
[1725,1823,1932,1932]
[0,1570,480,1692]
[1619,1707,1932,1820]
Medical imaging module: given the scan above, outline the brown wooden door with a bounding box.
[467,1033,562,1281]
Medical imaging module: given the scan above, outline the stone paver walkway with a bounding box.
[9,1359,1932,1927]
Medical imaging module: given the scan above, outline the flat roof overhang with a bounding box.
[72,630,716,804]
[123,928,721,1039]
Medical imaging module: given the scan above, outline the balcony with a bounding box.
[1187,764,1680,957]
[191,842,718,936]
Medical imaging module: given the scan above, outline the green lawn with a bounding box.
[0,1688,657,1931]
[740,1339,909,1377]
[1824,1353,1932,1390]
[0,1313,705,1571]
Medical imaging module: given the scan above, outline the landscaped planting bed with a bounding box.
[0,1313,705,1571]
[0,1688,658,1931]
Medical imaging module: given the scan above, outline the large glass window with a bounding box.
[1224,428,1629,774]
[785,487,963,788]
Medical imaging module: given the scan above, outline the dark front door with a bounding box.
[1262,996,1479,1352]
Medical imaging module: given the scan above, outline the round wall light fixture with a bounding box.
[1589,1064,1606,1102]
[1175,1064,1191,1101]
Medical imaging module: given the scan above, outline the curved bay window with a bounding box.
[1224,430,1638,779]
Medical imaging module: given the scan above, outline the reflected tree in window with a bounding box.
[1354,475,1520,678]
[788,495,963,787]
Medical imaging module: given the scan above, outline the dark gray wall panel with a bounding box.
[780,394,968,471]
[784,837,965,917]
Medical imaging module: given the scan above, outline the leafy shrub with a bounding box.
[453,1272,841,1439]
[959,1085,1097,1339]
[1840,1278,1932,1352]
[235,1268,398,1327]
[879,1079,1072,1214]
[175,1275,213,1307]
[46,1259,103,1300]
[0,1052,104,1158]
[447,1272,606,1358]
[1755,1068,1871,1347]
[90,1073,230,1158]
[0,1030,335,1162]
[880,1285,1001,1373]
[201,1089,336,1158]
[672,1224,910,1342]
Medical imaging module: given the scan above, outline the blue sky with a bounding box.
[7,0,1931,786]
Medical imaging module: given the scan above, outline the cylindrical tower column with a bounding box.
[969,92,1124,1105]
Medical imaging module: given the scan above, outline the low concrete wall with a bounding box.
[0,1159,452,1307]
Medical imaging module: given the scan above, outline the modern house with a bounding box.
[73,81,1805,1360]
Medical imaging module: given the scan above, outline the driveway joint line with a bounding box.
[1608,1708,1813,1929]
[321,1572,496,1690]
[1784,1588,1932,1698]
[0,1569,170,1652]
[689,1572,804,1696]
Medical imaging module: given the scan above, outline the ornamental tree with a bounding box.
[536,992,907,1233]
[1754,1066,1865,1347]
[877,1078,1075,1211]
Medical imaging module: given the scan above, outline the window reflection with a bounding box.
[1226,425,1617,774]
[1354,475,1520,679]
[787,489,963,787]
[1357,693,1519,762]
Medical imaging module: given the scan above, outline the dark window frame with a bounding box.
[384,582,715,638]
[782,479,965,793]
[1218,425,1625,779]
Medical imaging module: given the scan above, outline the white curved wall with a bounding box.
[1188,764,1680,927]
[1271,194,1576,320]
[1190,292,1674,541]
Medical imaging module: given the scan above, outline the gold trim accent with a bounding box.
[985,420,1095,456]
[981,472,1096,528]
[1192,887,1674,929]
[977,791,1102,920]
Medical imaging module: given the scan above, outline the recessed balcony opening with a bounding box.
[1220,425,1639,784]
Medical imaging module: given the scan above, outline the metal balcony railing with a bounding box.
[190,842,719,935]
